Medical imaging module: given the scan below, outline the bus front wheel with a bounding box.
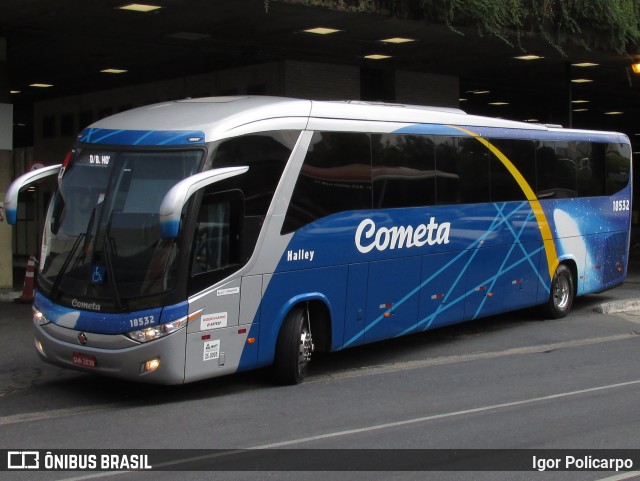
[274,306,314,385]
[546,264,574,319]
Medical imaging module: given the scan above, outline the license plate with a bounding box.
[72,352,97,368]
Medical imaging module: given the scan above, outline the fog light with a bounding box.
[142,357,160,373]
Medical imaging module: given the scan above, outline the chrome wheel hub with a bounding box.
[553,276,570,310]
[298,323,314,372]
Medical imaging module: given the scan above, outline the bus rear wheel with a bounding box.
[545,264,574,319]
[274,306,314,385]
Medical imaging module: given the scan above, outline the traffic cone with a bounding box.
[15,255,36,303]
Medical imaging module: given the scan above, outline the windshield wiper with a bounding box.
[49,233,84,300]
[101,210,123,310]
[49,205,98,300]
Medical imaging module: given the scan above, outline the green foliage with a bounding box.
[571,0,640,52]
[444,0,530,48]
[276,0,640,53]
[418,0,640,54]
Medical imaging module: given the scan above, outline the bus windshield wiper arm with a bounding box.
[101,210,123,310]
[49,205,98,299]
[49,233,84,300]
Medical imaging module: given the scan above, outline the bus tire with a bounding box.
[545,264,574,319]
[274,306,314,385]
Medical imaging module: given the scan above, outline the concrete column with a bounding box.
[0,37,14,288]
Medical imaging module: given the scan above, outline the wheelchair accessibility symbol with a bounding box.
[91,265,106,285]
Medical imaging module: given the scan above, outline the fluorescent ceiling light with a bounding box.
[525,119,539,122]
[459,98,467,102]
[572,62,599,67]
[364,54,391,60]
[604,111,623,115]
[304,27,341,35]
[489,102,509,106]
[10,90,20,94]
[166,31,210,41]
[101,68,128,74]
[573,108,589,112]
[380,37,415,44]
[514,54,544,60]
[470,90,490,94]
[118,3,161,12]
[571,99,589,103]
[571,78,593,83]
[30,83,53,88]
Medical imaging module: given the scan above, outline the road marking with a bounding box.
[56,377,640,480]
[1,333,638,428]
[255,378,640,447]
[596,472,640,481]
[0,403,128,427]
[310,332,640,382]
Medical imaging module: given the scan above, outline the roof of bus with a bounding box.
[85,96,628,145]
[88,96,310,134]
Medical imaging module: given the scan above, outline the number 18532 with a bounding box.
[613,199,630,212]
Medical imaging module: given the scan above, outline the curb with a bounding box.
[595,298,640,314]
[0,291,21,302]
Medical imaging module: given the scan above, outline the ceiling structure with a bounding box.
[2,0,640,152]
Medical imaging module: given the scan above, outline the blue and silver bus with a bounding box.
[5,96,633,384]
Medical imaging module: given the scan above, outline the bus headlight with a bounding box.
[33,307,50,326]
[126,316,188,343]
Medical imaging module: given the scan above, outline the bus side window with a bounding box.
[434,136,461,205]
[577,142,606,197]
[457,138,491,204]
[536,141,575,199]
[606,142,631,195]
[190,191,243,280]
[372,134,436,209]
[209,131,300,263]
[282,131,372,234]
[550,141,578,197]
[211,132,296,217]
[489,138,535,201]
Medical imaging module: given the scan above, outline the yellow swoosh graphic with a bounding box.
[452,126,559,280]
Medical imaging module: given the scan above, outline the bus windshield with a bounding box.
[39,148,203,309]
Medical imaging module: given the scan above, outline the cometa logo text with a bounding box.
[355,216,451,254]
[71,299,102,311]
